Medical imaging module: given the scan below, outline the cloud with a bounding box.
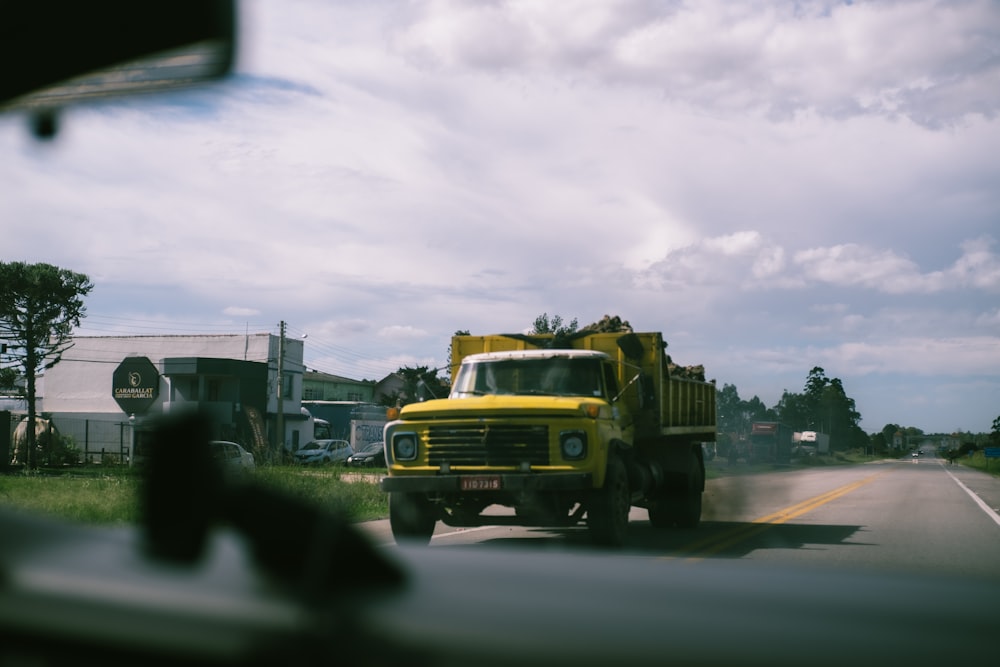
[950,236,1000,290]
[794,237,1000,293]
[793,244,923,292]
[830,337,1000,377]
[635,231,1000,298]
[388,0,1000,127]
[223,307,261,317]
[976,307,1000,328]
[378,325,429,340]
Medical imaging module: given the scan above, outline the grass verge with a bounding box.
[956,450,1000,478]
[0,464,389,526]
[0,467,141,525]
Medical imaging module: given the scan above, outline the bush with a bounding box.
[49,435,82,466]
[957,441,979,457]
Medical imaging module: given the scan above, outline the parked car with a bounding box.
[209,440,256,477]
[294,439,353,466]
[346,441,386,468]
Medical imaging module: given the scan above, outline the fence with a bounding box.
[5,414,132,466]
[59,417,132,465]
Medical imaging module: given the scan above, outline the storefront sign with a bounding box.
[112,356,160,413]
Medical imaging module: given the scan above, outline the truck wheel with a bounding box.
[648,455,703,529]
[646,497,673,528]
[389,493,436,545]
[673,450,703,529]
[588,454,630,547]
[675,486,702,529]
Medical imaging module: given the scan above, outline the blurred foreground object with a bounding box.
[138,411,404,598]
[0,0,236,138]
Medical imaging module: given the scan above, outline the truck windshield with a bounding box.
[451,358,603,398]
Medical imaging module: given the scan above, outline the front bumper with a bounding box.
[380,472,593,494]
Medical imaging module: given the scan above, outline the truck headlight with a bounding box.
[392,433,418,461]
[560,431,587,460]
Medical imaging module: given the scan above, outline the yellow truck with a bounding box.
[380,331,716,546]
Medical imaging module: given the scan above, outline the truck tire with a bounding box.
[646,497,673,529]
[587,454,630,547]
[675,485,702,529]
[648,453,703,529]
[389,492,436,545]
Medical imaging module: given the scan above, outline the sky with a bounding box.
[2,0,999,435]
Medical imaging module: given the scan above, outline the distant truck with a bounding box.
[798,430,830,455]
[349,403,388,450]
[287,408,332,453]
[749,422,794,464]
[380,331,716,546]
[301,401,386,450]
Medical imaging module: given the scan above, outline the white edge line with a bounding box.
[377,524,497,548]
[943,465,1000,528]
[431,525,497,541]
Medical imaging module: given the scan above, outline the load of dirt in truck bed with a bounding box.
[579,314,634,333]
[580,314,707,381]
[668,362,706,381]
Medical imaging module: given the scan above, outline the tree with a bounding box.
[0,366,19,394]
[774,389,811,431]
[870,432,888,455]
[803,367,828,410]
[774,368,864,451]
[531,313,578,337]
[0,262,93,467]
[881,423,902,449]
[716,384,776,440]
[716,384,744,435]
[744,395,777,424]
[379,365,450,408]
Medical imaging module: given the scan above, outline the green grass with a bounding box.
[0,464,389,526]
[0,468,141,525]
[956,450,1000,478]
[253,466,389,521]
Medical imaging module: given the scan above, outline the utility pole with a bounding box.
[275,320,285,456]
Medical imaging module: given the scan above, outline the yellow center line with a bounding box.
[678,472,884,561]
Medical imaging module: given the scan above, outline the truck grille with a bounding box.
[427,424,550,466]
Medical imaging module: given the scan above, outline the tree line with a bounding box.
[716,366,870,454]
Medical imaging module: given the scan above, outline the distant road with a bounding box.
[359,455,1000,578]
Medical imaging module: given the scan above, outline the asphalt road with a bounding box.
[360,454,1000,579]
[5,454,998,666]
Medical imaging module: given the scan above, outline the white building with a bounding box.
[39,333,308,461]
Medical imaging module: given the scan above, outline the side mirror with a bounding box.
[0,0,237,139]
[616,333,644,361]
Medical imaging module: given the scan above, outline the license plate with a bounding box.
[460,475,502,491]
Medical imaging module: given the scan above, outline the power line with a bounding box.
[67,314,408,381]
[75,314,275,336]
